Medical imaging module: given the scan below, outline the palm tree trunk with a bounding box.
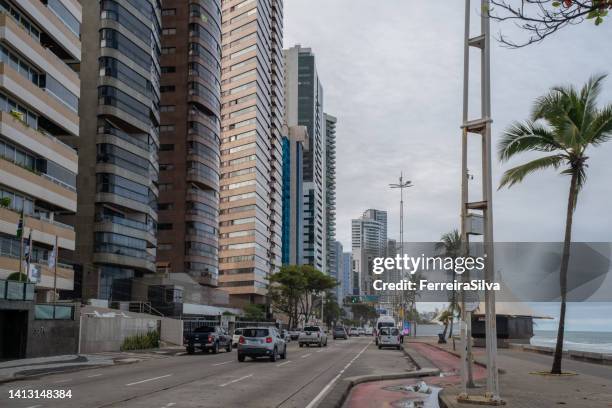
[551,171,577,374]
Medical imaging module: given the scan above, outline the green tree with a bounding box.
[435,230,461,339]
[269,265,337,327]
[269,265,306,328]
[498,73,612,374]
[242,304,266,321]
[323,292,342,328]
[437,309,454,341]
[350,303,378,326]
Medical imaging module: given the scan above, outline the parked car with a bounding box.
[237,327,287,362]
[365,327,373,335]
[185,326,232,354]
[281,329,291,342]
[298,326,328,347]
[232,328,244,348]
[377,327,401,350]
[288,328,301,340]
[349,327,360,337]
[358,327,366,335]
[332,326,348,340]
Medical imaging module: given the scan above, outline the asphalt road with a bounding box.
[0,336,414,408]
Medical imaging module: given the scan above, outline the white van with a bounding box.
[375,316,396,345]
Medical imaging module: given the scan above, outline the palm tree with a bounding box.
[435,230,461,339]
[437,309,453,343]
[498,74,612,374]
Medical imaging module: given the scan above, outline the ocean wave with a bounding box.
[531,337,612,353]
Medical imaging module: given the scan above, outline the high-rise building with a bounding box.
[325,114,336,275]
[218,0,284,307]
[281,125,307,265]
[155,1,222,287]
[0,0,81,297]
[76,0,161,300]
[330,240,342,305]
[351,209,387,296]
[341,252,353,300]
[284,45,326,273]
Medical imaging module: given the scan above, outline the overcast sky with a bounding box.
[284,1,612,332]
[284,0,612,250]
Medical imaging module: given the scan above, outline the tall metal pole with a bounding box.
[390,174,413,329]
[480,0,500,399]
[460,0,501,403]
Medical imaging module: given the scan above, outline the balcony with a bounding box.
[0,279,35,301]
[0,63,78,137]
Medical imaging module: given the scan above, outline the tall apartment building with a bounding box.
[341,252,353,299]
[284,45,326,272]
[351,209,387,296]
[76,0,161,300]
[281,125,307,265]
[0,0,81,297]
[330,240,342,305]
[218,0,284,307]
[325,114,336,274]
[155,1,222,287]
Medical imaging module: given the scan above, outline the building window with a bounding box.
[162,28,176,35]
[157,223,173,231]
[159,144,174,151]
[161,47,176,54]
[161,66,176,73]
[160,85,175,93]
[162,9,176,16]
[160,125,175,132]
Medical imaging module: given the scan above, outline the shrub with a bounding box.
[121,330,160,351]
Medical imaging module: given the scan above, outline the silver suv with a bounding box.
[237,327,287,362]
[298,326,328,347]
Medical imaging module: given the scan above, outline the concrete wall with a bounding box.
[160,317,183,345]
[79,306,183,353]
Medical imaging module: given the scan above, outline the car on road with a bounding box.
[288,328,301,340]
[237,327,287,362]
[281,329,291,342]
[358,327,366,336]
[185,326,232,354]
[377,327,401,350]
[298,326,328,347]
[332,326,348,340]
[365,327,373,335]
[232,328,244,348]
[349,327,360,337]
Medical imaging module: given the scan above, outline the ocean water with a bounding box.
[531,330,612,353]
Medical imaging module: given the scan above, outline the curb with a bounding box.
[0,363,115,385]
[317,345,440,408]
[317,368,441,408]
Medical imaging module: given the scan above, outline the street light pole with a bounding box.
[390,174,413,328]
[460,0,502,404]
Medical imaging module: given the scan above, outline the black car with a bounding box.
[184,326,232,354]
[332,326,348,340]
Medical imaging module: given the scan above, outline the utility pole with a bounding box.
[390,174,413,332]
[459,0,502,404]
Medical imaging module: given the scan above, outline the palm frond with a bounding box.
[498,121,564,162]
[498,154,566,190]
[585,104,612,146]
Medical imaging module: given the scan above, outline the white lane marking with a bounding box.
[276,360,292,367]
[316,349,325,353]
[218,374,253,387]
[87,373,103,378]
[305,341,371,408]
[176,352,187,356]
[26,405,42,408]
[53,378,71,383]
[126,374,172,386]
[212,360,233,366]
[301,353,312,359]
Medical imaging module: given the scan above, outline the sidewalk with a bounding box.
[343,337,612,408]
[0,346,186,383]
